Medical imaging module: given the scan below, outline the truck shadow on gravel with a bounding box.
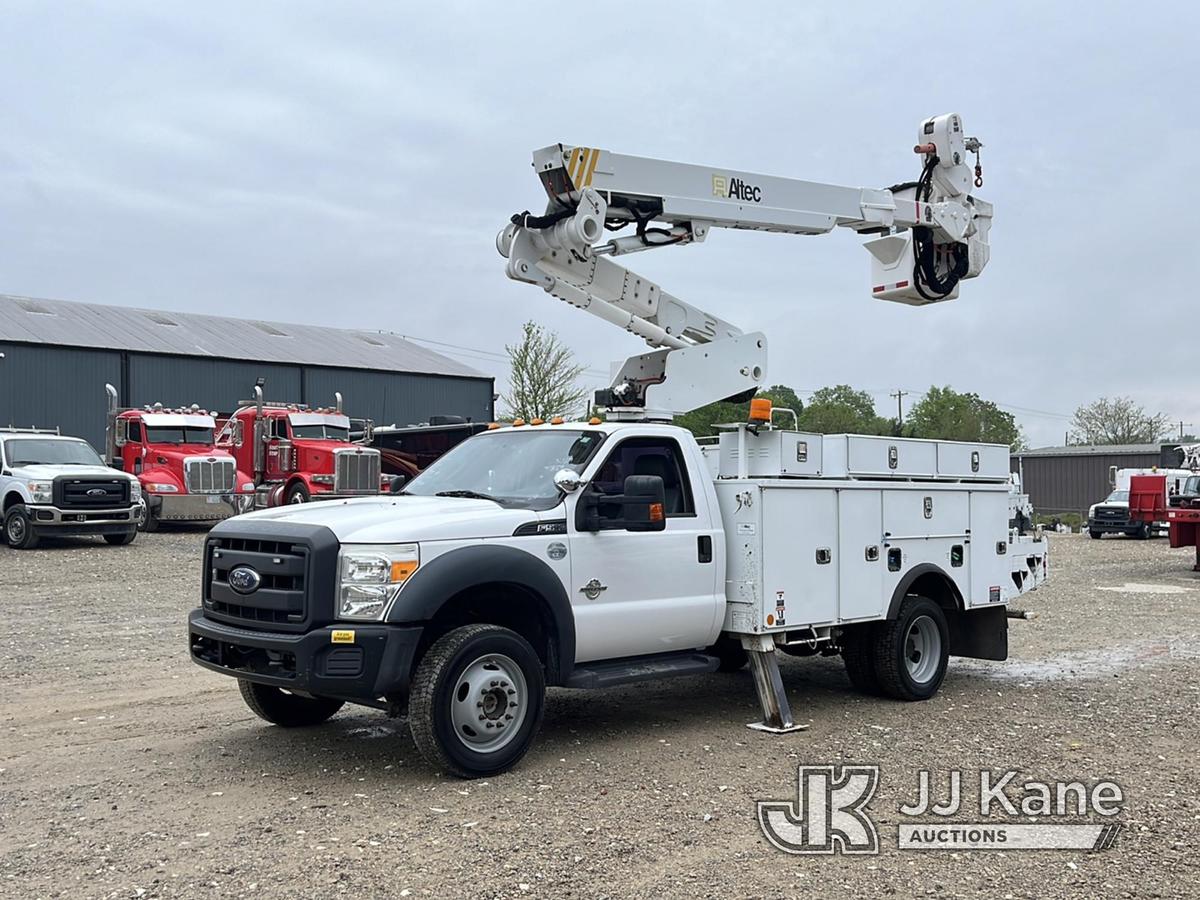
[190,656,1011,780]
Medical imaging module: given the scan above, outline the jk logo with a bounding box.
[757,765,880,855]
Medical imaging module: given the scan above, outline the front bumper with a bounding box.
[188,609,423,703]
[149,492,254,522]
[28,503,142,535]
[1088,518,1140,535]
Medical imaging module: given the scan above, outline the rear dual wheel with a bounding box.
[842,595,949,701]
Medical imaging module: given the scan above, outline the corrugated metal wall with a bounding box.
[305,367,493,427]
[1,343,494,451]
[128,355,303,412]
[1,343,121,450]
[1010,451,1161,515]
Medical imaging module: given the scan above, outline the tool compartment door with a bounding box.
[969,490,1010,605]
[761,487,837,627]
[838,489,885,620]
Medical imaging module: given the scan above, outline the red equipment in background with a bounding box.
[1128,473,1200,571]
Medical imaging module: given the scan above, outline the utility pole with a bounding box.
[1176,420,1193,441]
[890,390,909,427]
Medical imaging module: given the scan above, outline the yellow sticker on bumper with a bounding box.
[331,630,356,644]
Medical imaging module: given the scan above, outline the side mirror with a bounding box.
[110,458,126,471]
[388,474,407,493]
[622,474,666,532]
[1108,465,1117,486]
[114,418,128,448]
[363,420,374,446]
[233,419,245,448]
[554,468,582,493]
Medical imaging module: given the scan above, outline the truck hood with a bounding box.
[13,464,133,481]
[232,495,541,543]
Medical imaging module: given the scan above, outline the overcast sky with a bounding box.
[2,2,1197,446]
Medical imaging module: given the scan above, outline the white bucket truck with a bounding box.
[189,114,1047,777]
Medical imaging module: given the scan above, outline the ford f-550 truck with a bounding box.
[188,113,1044,777]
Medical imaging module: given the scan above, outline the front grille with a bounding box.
[185,457,236,494]
[1094,507,1128,522]
[204,535,308,629]
[54,477,131,510]
[334,448,380,494]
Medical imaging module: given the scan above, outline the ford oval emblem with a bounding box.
[86,488,107,496]
[228,565,262,595]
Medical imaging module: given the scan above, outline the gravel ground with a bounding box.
[2,529,1199,898]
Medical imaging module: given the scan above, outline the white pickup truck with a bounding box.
[188,417,1047,777]
[1,427,143,549]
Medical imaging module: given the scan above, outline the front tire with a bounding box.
[139,508,160,532]
[409,624,545,778]
[1089,530,1102,539]
[238,680,345,727]
[103,529,138,546]
[872,595,949,701]
[4,506,40,550]
[286,482,311,504]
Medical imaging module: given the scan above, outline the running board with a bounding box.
[563,652,720,689]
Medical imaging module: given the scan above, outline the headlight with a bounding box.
[337,543,419,620]
[146,483,177,493]
[312,474,334,485]
[241,483,255,492]
[26,481,52,504]
[129,481,143,501]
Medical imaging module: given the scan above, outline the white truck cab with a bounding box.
[1,427,143,549]
[189,417,1047,777]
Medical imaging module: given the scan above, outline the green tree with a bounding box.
[1069,396,1170,445]
[673,385,805,438]
[798,385,890,435]
[905,386,1024,450]
[501,321,587,421]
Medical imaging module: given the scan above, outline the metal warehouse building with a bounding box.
[0,294,495,450]
[1011,443,1187,517]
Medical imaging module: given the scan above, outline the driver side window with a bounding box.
[590,437,694,529]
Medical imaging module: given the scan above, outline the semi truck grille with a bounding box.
[204,535,308,629]
[54,477,131,510]
[334,448,380,494]
[185,457,237,494]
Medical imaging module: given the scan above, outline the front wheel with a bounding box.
[139,508,160,532]
[409,624,545,778]
[4,506,40,550]
[286,482,311,504]
[1088,530,1102,539]
[103,529,138,546]
[872,595,949,701]
[238,680,345,727]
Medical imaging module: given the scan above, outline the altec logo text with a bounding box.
[712,174,762,203]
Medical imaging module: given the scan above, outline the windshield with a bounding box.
[405,429,605,510]
[291,424,350,441]
[1185,476,1200,495]
[1105,490,1129,503]
[3,438,104,467]
[144,426,215,445]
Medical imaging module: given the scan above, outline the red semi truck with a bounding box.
[216,386,391,508]
[105,385,255,531]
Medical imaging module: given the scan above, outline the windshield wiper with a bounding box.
[435,490,500,502]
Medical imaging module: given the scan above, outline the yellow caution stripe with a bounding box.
[567,147,601,189]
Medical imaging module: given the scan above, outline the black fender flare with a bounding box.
[885,563,965,619]
[386,544,575,683]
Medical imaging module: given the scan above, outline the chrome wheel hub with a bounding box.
[450,653,527,754]
[904,615,941,684]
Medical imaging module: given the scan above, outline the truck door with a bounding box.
[126,420,145,474]
[264,418,290,481]
[567,436,721,663]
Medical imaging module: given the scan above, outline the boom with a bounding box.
[497,113,991,420]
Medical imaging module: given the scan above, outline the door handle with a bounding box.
[698,535,713,563]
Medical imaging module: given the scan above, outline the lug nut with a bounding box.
[507,688,516,695]
[505,714,513,721]
[490,680,498,687]
[485,722,495,729]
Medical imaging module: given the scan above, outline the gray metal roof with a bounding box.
[0,293,487,380]
[1014,443,1166,458]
